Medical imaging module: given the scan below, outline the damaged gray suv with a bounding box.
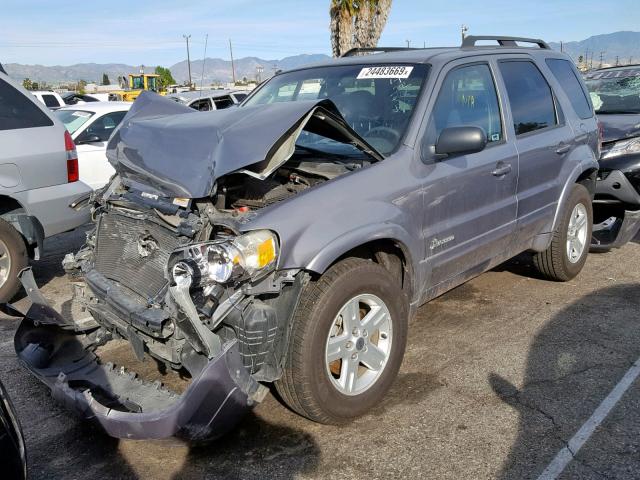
[8,36,600,441]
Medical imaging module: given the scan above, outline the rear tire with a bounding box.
[533,184,592,281]
[0,218,28,302]
[275,258,408,424]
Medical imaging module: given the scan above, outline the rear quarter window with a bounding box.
[0,79,54,131]
[545,58,593,119]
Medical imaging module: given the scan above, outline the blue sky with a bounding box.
[1,0,636,66]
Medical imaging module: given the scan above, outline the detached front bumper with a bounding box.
[6,270,261,442]
[591,208,640,251]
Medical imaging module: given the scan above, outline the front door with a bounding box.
[419,60,519,288]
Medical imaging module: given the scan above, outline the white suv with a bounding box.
[0,65,92,300]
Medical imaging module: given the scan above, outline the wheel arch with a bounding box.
[0,194,44,259]
[304,227,418,301]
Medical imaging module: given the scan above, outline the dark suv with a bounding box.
[9,36,599,441]
[585,65,640,249]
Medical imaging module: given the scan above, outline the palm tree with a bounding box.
[330,0,393,57]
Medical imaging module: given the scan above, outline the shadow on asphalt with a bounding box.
[490,283,640,479]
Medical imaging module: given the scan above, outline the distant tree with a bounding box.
[101,73,110,85]
[77,79,87,94]
[154,66,176,89]
[31,82,39,90]
[22,78,33,90]
[330,0,393,57]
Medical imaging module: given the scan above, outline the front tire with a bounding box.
[276,258,408,424]
[0,218,28,302]
[533,184,592,281]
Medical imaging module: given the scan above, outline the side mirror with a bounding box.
[435,126,487,158]
[75,133,102,145]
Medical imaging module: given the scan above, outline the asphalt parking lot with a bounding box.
[1,228,639,480]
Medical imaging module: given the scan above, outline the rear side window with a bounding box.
[499,61,557,135]
[213,96,235,109]
[545,58,593,119]
[42,94,61,108]
[189,98,212,111]
[0,79,53,131]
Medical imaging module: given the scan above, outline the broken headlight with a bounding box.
[171,230,278,287]
[601,137,640,160]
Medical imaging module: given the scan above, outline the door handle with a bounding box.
[555,143,571,155]
[492,163,512,177]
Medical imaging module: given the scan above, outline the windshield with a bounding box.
[586,68,640,114]
[54,109,94,134]
[244,64,430,155]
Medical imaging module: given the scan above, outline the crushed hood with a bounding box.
[106,91,382,198]
[599,114,640,144]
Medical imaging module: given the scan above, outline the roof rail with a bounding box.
[461,35,550,50]
[341,47,417,57]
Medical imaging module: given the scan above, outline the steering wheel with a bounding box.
[364,126,401,152]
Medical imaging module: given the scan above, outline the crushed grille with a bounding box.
[94,212,182,300]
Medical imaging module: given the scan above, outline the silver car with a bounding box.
[0,64,92,300]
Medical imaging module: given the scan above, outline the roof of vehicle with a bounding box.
[280,40,567,74]
[57,101,131,113]
[591,64,640,72]
[166,89,237,102]
[31,90,61,95]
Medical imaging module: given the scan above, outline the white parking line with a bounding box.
[537,357,640,480]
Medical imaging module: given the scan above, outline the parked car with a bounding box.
[60,92,100,105]
[0,69,92,301]
[0,378,27,480]
[584,65,640,250]
[166,89,246,111]
[11,36,599,441]
[54,102,132,189]
[31,90,66,110]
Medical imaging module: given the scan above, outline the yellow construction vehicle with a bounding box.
[108,73,166,102]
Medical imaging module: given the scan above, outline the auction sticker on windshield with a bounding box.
[357,66,414,79]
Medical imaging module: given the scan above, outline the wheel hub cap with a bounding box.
[325,293,393,396]
[566,203,588,264]
[0,239,12,288]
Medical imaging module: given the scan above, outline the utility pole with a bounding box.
[560,41,563,53]
[461,24,468,43]
[630,56,633,65]
[405,39,410,48]
[599,51,605,68]
[615,56,619,66]
[256,65,264,83]
[229,38,236,85]
[183,34,192,90]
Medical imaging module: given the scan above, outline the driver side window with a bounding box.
[428,63,503,150]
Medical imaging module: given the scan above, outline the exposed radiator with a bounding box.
[94,212,182,300]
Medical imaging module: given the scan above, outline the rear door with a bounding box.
[419,59,519,287]
[497,58,576,244]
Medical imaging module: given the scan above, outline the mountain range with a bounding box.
[5,31,640,85]
[548,31,640,65]
[4,54,331,86]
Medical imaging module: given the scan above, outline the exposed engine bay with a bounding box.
[221,155,368,210]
